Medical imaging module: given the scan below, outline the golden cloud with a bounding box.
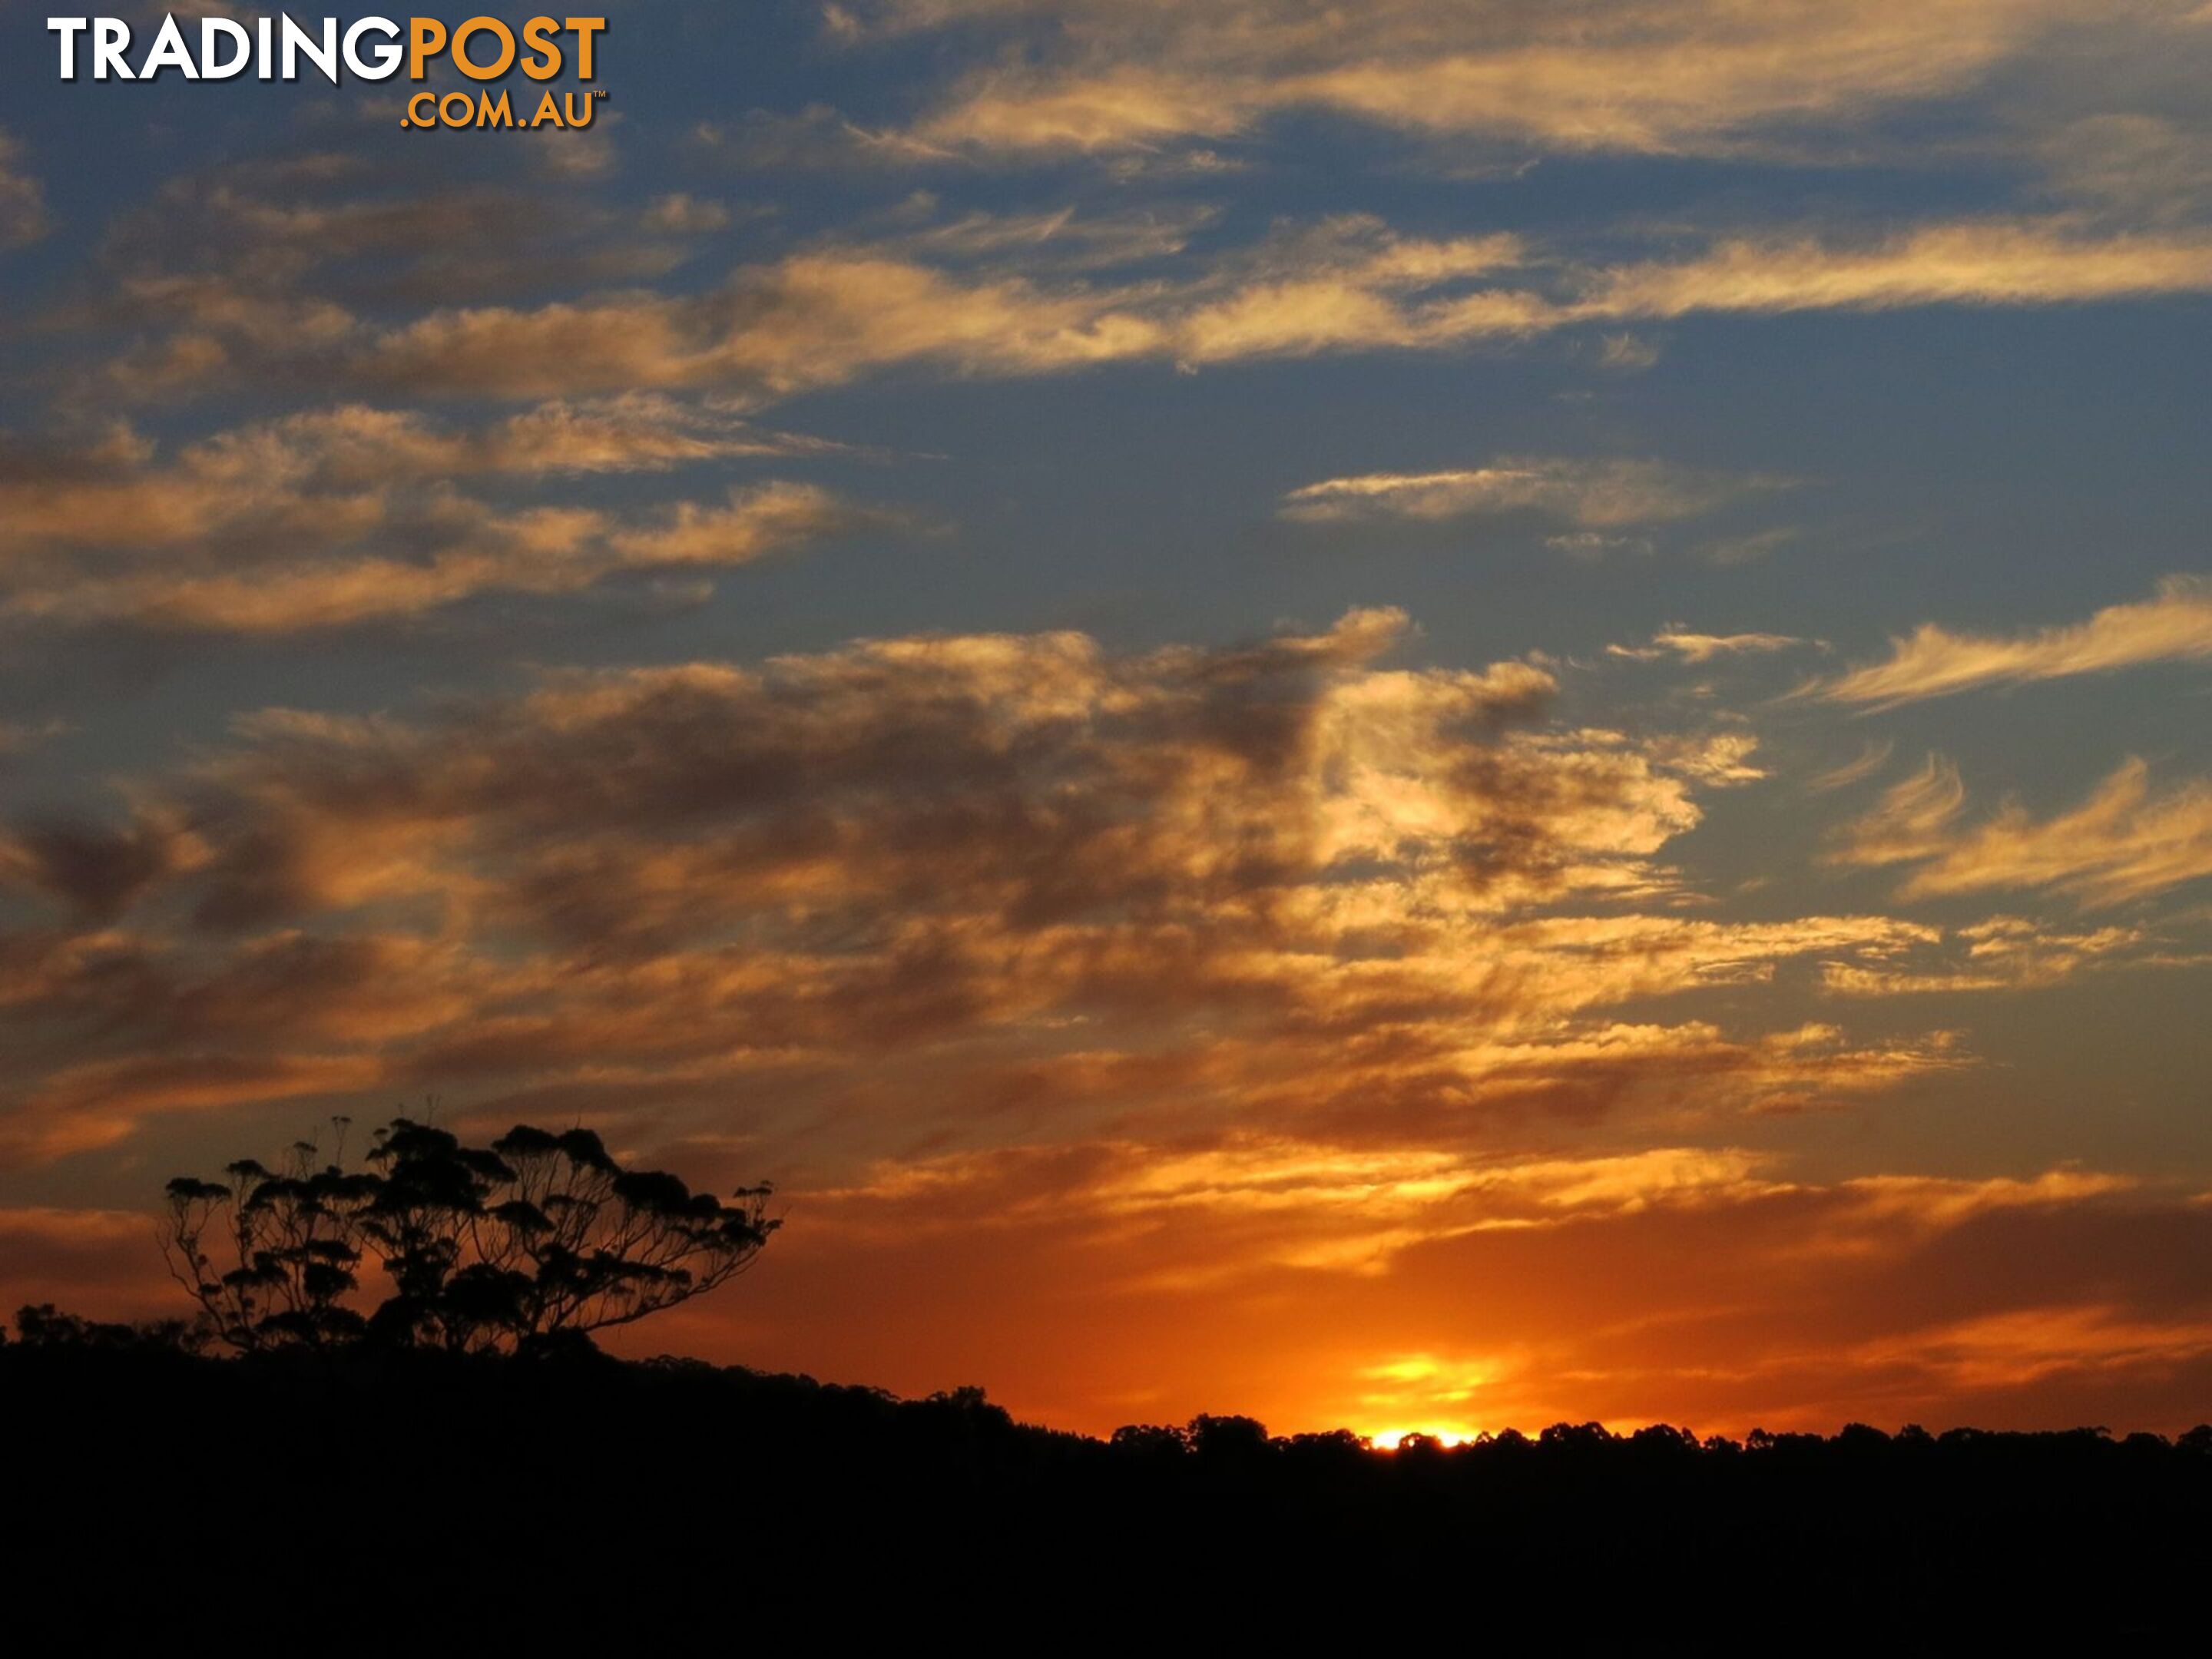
[0,411,866,633]
[1820,917,2156,994]
[885,0,2098,161]
[329,221,2212,403]
[0,610,1969,1166]
[1820,576,2212,706]
[61,194,2212,413]
[1579,219,2212,318]
[1608,630,1814,664]
[1832,755,2212,906]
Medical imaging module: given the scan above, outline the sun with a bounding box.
[1366,1426,1481,1451]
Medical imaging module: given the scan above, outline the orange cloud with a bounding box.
[3,607,2200,1432]
[1821,917,2157,993]
[1820,577,2212,705]
[0,412,867,633]
[64,189,2212,414]
[0,610,1974,1168]
[1608,629,1816,664]
[1,1053,388,1166]
[1807,740,1896,793]
[887,1,2095,161]
[319,221,2212,404]
[1832,755,2212,906]
[1579,219,2212,318]
[599,1130,2212,1439]
[6,605,2191,1436]
[1826,755,1971,866]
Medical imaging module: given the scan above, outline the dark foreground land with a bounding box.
[5,1336,2208,1646]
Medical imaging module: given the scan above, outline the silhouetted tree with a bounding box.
[161,1115,777,1353]
[1109,1422,1190,1461]
[1188,1412,1271,1460]
[159,1128,377,1351]
[1284,1428,1367,1460]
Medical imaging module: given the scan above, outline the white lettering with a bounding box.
[139,13,197,79]
[48,18,89,81]
[200,18,253,81]
[280,15,338,83]
[343,17,404,81]
[91,16,133,81]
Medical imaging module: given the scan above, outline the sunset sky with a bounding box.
[4,1,2212,1440]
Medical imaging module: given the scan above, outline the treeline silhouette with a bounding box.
[8,1118,2206,1640]
[6,1316,2208,1643]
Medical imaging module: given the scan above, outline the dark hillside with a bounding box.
[5,1333,2207,1644]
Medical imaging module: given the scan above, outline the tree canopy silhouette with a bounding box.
[159,1116,777,1353]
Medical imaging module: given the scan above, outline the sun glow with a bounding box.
[1366,1426,1482,1451]
[1353,1353,1504,1449]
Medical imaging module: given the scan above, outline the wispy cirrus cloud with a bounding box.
[855,0,2108,162]
[1808,740,1896,793]
[1829,753,2212,906]
[342,219,1536,400]
[1825,755,1971,867]
[2038,113,2212,225]
[1282,456,1787,531]
[356,216,2212,396]
[91,157,709,314]
[1820,916,2157,994]
[71,181,2212,412]
[687,104,960,171]
[1,399,830,548]
[333,220,2212,397]
[879,200,1223,273]
[2,482,858,635]
[1820,577,2212,706]
[0,404,869,633]
[1580,218,2212,319]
